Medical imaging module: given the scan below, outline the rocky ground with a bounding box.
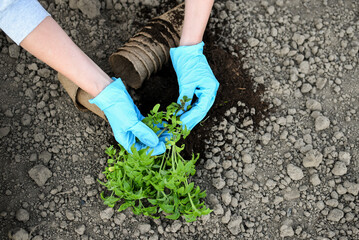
[1,0,359,239]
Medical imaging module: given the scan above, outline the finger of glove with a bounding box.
[135,141,166,156]
[180,92,216,130]
[134,104,145,121]
[177,86,195,116]
[129,121,159,147]
[113,131,136,154]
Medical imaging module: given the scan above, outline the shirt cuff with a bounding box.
[0,0,50,45]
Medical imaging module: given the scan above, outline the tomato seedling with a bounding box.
[99,97,212,222]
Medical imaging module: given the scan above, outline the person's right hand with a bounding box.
[89,77,166,155]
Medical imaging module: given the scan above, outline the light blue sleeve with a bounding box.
[0,0,50,45]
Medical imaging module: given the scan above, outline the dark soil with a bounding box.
[134,33,269,157]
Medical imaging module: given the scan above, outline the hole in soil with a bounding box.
[132,33,269,157]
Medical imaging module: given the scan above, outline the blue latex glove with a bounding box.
[89,77,166,155]
[170,41,219,130]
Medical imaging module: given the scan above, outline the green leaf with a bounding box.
[165,211,180,220]
[118,201,133,212]
[159,204,174,214]
[185,182,194,194]
[152,104,160,114]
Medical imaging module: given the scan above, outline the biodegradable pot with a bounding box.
[109,49,148,89]
[57,73,106,120]
[109,3,185,89]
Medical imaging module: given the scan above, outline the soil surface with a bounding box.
[1,0,359,240]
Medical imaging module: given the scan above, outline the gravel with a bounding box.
[1,0,359,239]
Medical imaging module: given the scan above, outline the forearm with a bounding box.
[20,17,112,97]
[179,0,214,46]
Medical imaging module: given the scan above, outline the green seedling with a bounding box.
[99,96,212,222]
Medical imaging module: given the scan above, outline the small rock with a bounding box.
[75,224,86,235]
[310,174,321,186]
[303,149,323,168]
[78,0,101,18]
[243,163,256,176]
[170,221,182,233]
[10,228,29,240]
[100,208,114,221]
[37,68,51,78]
[332,161,347,176]
[338,151,351,165]
[315,116,330,131]
[16,209,29,222]
[204,159,216,170]
[248,38,260,47]
[267,6,275,15]
[306,99,322,111]
[84,175,95,185]
[280,225,294,237]
[9,44,20,59]
[28,165,52,187]
[65,210,75,221]
[212,177,226,190]
[221,189,232,206]
[221,210,231,224]
[327,209,344,222]
[0,127,10,138]
[299,61,310,74]
[138,224,151,234]
[287,164,304,180]
[21,114,32,126]
[261,133,271,145]
[227,216,242,235]
[242,153,252,163]
[39,151,52,164]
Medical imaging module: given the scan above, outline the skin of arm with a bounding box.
[20,16,112,97]
[179,0,214,46]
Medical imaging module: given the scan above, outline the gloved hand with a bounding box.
[170,41,219,130]
[89,77,166,155]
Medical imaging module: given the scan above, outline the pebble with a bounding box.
[338,151,351,165]
[212,177,226,190]
[21,114,32,126]
[310,174,321,186]
[9,44,20,59]
[315,116,330,131]
[65,210,75,221]
[248,38,260,47]
[227,216,242,235]
[138,224,151,234]
[287,164,304,180]
[327,209,344,222]
[242,153,252,163]
[75,224,86,235]
[299,61,310,74]
[204,159,216,170]
[303,149,323,168]
[28,165,52,187]
[306,99,322,111]
[16,209,30,222]
[39,151,52,164]
[332,161,347,176]
[0,127,10,138]
[221,210,231,224]
[261,133,271,145]
[280,225,294,237]
[170,221,182,233]
[84,175,95,185]
[221,189,232,206]
[77,0,101,18]
[10,228,29,240]
[100,208,114,221]
[37,68,51,78]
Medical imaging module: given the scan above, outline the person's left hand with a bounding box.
[170,41,219,130]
